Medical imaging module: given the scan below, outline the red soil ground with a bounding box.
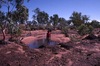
[0,29,100,66]
[21,30,70,44]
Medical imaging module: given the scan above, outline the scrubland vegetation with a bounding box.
[0,0,100,66]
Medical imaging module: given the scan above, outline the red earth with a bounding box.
[0,29,100,66]
[21,30,70,44]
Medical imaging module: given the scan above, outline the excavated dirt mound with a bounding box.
[0,38,100,66]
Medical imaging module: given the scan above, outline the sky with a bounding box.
[1,0,100,22]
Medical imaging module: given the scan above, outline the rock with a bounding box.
[0,40,8,45]
[38,45,45,48]
[98,35,100,41]
[82,34,97,40]
[58,43,73,50]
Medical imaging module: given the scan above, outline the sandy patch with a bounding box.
[21,30,70,44]
[21,36,36,44]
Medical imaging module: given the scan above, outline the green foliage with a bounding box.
[78,24,94,35]
[58,18,68,30]
[90,20,100,28]
[88,25,94,33]
[0,11,5,24]
[33,8,49,24]
[7,20,23,38]
[9,5,29,24]
[37,11,49,24]
[78,24,88,35]
[0,0,30,8]
[38,25,46,30]
[70,11,89,27]
[61,27,68,37]
[0,0,30,42]
[50,14,59,29]
[69,34,81,42]
[0,11,6,40]
[8,24,22,37]
[14,26,22,36]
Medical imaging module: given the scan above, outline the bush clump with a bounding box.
[61,27,69,37]
[78,24,94,35]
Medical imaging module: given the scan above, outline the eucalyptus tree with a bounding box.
[37,11,49,24]
[82,15,89,24]
[31,20,38,30]
[0,0,29,41]
[10,5,28,36]
[70,11,89,27]
[58,17,67,30]
[16,5,29,24]
[0,0,27,19]
[58,17,69,36]
[91,20,100,28]
[32,8,40,28]
[70,11,82,27]
[0,11,6,41]
[33,8,49,29]
[33,8,49,24]
[50,14,59,29]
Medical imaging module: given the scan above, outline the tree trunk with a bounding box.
[1,28,6,41]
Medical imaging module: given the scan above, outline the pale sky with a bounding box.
[25,0,100,21]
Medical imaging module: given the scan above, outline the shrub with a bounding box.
[14,27,22,37]
[8,25,22,42]
[61,27,68,37]
[78,24,94,35]
[8,24,22,37]
[88,25,94,34]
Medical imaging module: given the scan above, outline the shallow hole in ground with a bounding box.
[27,39,58,49]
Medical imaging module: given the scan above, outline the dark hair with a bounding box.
[48,29,51,32]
